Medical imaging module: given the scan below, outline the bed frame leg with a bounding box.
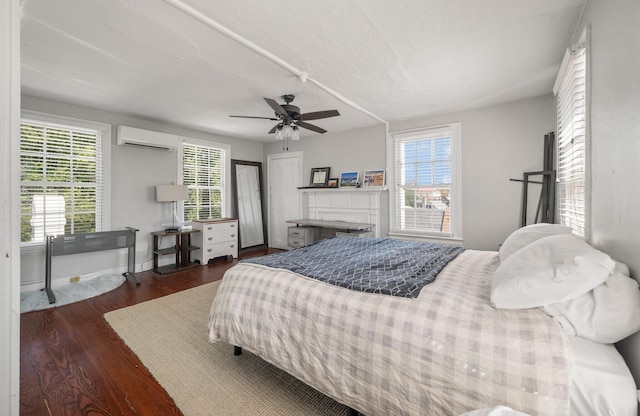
[233,345,242,356]
[347,407,360,416]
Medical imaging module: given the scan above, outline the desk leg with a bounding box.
[179,233,190,267]
[174,235,181,268]
[44,236,57,304]
[153,235,159,270]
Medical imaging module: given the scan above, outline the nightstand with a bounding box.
[151,229,201,274]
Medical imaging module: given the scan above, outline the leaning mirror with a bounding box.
[231,160,267,250]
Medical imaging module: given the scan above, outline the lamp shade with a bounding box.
[156,184,188,202]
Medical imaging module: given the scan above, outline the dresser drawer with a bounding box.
[288,237,307,249]
[202,228,237,244]
[287,226,319,248]
[202,222,237,241]
[288,227,308,238]
[201,241,238,259]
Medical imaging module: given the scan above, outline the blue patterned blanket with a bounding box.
[241,236,466,298]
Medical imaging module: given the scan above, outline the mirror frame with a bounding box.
[230,159,268,251]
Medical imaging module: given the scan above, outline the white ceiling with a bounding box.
[20,0,585,142]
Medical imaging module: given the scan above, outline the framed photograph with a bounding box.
[339,171,359,187]
[327,178,339,188]
[310,167,330,187]
[363,169,385,187]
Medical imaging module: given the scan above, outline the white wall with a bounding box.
[264,124,387,184]
[263,96,554,251]
[573,0,640,386]
[1,0,21,413]
[20,95,264,288]
[392,96,555,250]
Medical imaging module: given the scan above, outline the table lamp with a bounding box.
[156,183,188,232]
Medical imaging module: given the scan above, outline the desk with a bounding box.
[286,219,374,232]
[285,219,374,248]
[152,229,200,274]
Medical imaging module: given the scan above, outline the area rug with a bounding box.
[21,273,126,313]
[104,280,350,416]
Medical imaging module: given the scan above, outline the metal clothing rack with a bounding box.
[44,227,140,304]
[510,170,556,226]
[510,132,556,227]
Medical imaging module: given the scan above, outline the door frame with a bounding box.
[267,151,303,248]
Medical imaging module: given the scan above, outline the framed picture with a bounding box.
[327,178,339,188]
[339,171,359,187]
[363,169,385,187]
[310,167,330,187]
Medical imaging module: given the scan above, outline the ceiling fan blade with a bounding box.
[229,115,279,120]
[299,109,340,121]
[264,97,290,122]
[268,124,279,134]
[298,121,327,134]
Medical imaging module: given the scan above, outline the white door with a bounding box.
[268,152,303,249]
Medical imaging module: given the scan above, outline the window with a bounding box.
[389,123,461,239]
[20,114,110,245]
[182,141,228,221]
[554,44,587,236]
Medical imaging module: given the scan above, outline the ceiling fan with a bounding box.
[229,94,340,135]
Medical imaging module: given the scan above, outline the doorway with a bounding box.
[267,152,303,249]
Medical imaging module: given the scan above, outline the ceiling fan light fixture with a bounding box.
[292,125,300,141]
[275,125,284,140]
[283,125,293,140]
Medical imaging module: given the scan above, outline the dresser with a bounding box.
[192,218,238,264]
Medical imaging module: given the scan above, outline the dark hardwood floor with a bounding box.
[20,248,279,416]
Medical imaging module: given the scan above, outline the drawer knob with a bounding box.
[207,248,212,252]
[207,227,213,230]
[208,237,213,241]
[230,234,236,238]
[230,224,236,228]
[230,244,235,248]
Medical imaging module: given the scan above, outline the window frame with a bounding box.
[553,40,588,237]
[387,122,462,243]
[178,137,231,222]
[19,111,111,248]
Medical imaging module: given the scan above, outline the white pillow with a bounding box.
[499,223,573,262]
[542,272,640,343]
[491,234,615,309]
[459,406,531,416]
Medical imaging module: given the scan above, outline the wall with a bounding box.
[573,0,640,386]
[20,95,264,288]
[263,96,554,251]
[263,124,387,184]
[390,96,556,250]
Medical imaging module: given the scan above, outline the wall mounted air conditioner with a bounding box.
[116,125,178,151]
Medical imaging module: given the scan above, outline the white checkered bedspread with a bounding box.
[208,250,571,415]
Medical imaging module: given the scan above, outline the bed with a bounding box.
[208,226,640,415]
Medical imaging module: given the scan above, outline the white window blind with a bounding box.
[20,117,107,244]
[554,45,586,236]
[391,123,460,237]
[182,142,226,221]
